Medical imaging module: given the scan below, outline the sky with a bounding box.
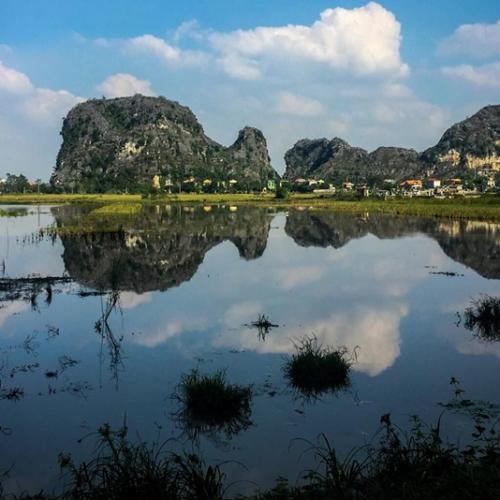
[0,0,499,180]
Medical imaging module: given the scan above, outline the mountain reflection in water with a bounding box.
[49,205,500,293]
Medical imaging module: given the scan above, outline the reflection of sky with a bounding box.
[1,209,499,494]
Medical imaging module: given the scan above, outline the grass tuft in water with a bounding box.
[464,295,500,341]
[0,207,28,217]
[284,336,352,398]
[174,369,252,439]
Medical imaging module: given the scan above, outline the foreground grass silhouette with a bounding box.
[2,381,499,499]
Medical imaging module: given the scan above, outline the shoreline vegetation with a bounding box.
[1,382,499,499]
[0,193,499,220]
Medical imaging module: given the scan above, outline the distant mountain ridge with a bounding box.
[284,105,500,183]
[51,95,279,192]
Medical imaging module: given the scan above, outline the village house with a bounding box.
[424,177,441,189]
[400,179,423,191]
[342,181,354,190]
[356,184,369,197]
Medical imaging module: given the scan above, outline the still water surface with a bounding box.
[0,204,499,493]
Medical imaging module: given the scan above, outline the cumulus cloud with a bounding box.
[128,34,181,63]
[210,2,409,79]
[97,73,155,97]
[275,91,325,117]
[126,34,208,67]
[20,88,83,123]
[438,20,500,59]
[441,62,500,88]
[0,61,34,94]
[118,3,408,80]
[0,62,82,125]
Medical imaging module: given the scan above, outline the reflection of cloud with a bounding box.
[224,301,262,326]
[119,292,152,309]
[441,325,500,360]
[133,318,208,348]
[215,305,408,376]
[277,266,323,290]
[0,301,29,327]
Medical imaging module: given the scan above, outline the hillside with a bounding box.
[51,95,279,192]
[283,105,500,183]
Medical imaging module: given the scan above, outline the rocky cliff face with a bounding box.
[284,105,500,182]
[51,95,278,191]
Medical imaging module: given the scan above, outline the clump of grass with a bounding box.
[57,422,227,500]
[89,203,142,217]
[284,336,352,399]
[464,295,500,341]
[0,207,28,217]
[250,314,278,340]
[174,369,252,439]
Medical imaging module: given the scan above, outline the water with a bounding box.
[0,204,499,494]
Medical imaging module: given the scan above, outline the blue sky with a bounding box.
[1,1,499,179]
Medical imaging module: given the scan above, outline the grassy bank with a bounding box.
[1,193,499,220]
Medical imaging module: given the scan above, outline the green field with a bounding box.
[1,192,499,220]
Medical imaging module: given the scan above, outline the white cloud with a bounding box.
[128,34,181,63]
[97,73,155,98]
[126,34,208,67]
[441,62,500,88]
[0,61,34,94]
[275,91,325,117]
[20,88,84,123]
[210,2,409,79]
[0,61,82,125]
[438,20,500,59]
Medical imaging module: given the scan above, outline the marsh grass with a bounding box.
[253,382,500,500]
[1,193,499,220]
[1,383,500,499]
[89,203,142,217]
[174,369,252,439]
[56,422,227,500]
[0,208,28,217]
[283,337,353,399]
[464,295,500,341]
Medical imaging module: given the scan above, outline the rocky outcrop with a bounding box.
[422,105,500,176]
[284,105,500,182]
[51,95,278,191]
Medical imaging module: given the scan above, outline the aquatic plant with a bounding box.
[250,314,278,340]
[2,381,500,499]
[174,369,252,439]
[0,207,29,217]
[56,422,227,500]
[283,336,353,399]
[464,295,500,341]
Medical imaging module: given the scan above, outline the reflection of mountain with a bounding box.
[285,211,500,279]
[52,205,272,293]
